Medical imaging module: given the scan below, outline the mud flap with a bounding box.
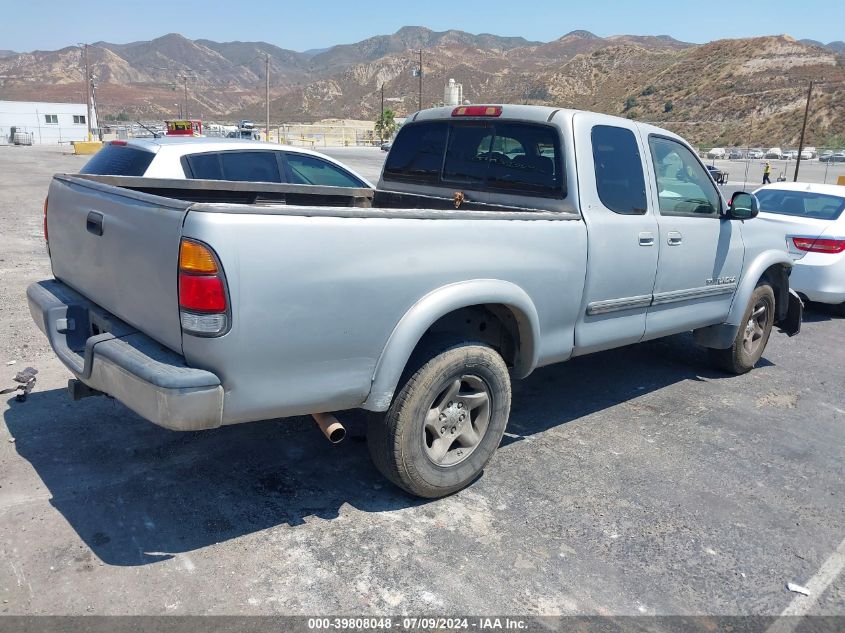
[777,289,803,337]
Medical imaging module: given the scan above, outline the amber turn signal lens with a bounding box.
[179,240,218,274]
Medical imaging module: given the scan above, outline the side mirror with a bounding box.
[726,192,759,220]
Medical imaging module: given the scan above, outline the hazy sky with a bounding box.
[5,0,843,52]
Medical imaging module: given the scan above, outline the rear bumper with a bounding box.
[790,257,845,305]
[27,279,223,431]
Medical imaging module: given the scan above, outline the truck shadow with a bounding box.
[4,332,754,567]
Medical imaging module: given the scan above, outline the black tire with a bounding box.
[709,283,776,374]
[367,340,511,498]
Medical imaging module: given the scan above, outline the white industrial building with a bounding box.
[0,100,96,145]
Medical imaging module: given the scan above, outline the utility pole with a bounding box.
[182,75,189,119]
[380,83,385,144]
[265,53,270,142]
[83,44,93,140]
[793,80,813,182]
[418,49,423,112]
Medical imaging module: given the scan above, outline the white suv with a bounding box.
[80,137,373,188]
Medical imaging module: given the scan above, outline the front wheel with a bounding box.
[367,340,511,498]
[709,283,775,374]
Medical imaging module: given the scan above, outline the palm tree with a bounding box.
[375,109,397,144]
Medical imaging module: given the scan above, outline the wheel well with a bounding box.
[416,304,520,369]
[761,264,790,322]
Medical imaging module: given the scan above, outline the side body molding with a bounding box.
[362,280,541,411]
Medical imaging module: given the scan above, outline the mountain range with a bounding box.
[1,26,843,147]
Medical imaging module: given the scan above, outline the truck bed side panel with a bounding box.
[181,210,587,424]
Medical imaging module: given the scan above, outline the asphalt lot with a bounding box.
[1,144,844,617]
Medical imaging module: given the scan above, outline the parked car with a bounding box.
[819,150,834,162]
[753,182,845,313]
[800,149,814,160]
[706,164,729,184]
[32,105,801,498]
[784,150,799,160]
[707,147,726,159]
[728,149,744,160]
[380,142,392,152]
[832,152,845,163]
[79,138,373,188]
[765,148,783,159]
[747,148,765,159]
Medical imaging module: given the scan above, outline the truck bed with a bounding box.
[72,174,576,219]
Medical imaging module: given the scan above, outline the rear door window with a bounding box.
[218,151,282,183]
[285,153,366,187]
[590,125,648,215]
[80,144,154,176]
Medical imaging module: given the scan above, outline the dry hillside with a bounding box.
[1,28,843,147]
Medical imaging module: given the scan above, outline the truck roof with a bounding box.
[412,104,575,124]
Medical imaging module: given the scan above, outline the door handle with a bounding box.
[667,231,683,246]
[86,211,103,236]
[638,232,655,246]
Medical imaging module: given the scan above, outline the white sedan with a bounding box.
[753,182,845,312]
[79,137,373,188]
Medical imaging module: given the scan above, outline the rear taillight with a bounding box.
[178,239,229,336]
[110,140,128,146]
[43,197,48,243]
[791,237,845,254]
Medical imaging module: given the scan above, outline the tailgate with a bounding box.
[46,175,191,352]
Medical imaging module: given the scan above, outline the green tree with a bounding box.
[663,100,674,113]
[641,85,655,96]
[375,109,397,143]
[623,96,638,112]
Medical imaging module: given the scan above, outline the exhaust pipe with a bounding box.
[311,412,346,444]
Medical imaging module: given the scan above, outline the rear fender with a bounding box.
[362,280,540,412]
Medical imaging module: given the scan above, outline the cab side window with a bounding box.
[590,125,647,215]
[648,136,721,217]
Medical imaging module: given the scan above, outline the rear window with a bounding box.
[80,144,154,176]
[756,189,845,221]
[384,120,563,198]
[384,122,448,186]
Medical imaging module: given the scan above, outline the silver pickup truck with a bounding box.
[29,104,801,498]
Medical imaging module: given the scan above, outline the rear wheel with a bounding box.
[709,283,775,374]
[367,340,511,498]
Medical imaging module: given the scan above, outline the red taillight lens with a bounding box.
[110,140,128,146]
[178,273,227,312]
[451,105,502,117]
[792,237,845,254]
[43,197,48,242]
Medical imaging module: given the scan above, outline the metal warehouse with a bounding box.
[0,100,96,145]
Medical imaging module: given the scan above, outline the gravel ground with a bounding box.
[0,145,843,618]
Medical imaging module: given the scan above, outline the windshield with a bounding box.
[756,189,845,221]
